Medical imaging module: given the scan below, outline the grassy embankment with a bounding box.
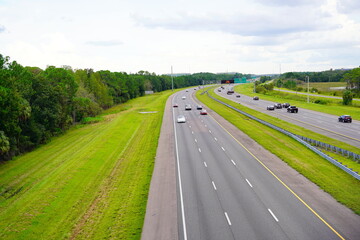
[0,89,176,240]
[281,81,347,97]
[196,87,360,214]
[236,83,360,119]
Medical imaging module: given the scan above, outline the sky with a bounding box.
[0,0,359,75]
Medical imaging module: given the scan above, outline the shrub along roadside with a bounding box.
[0,89,177,239]
[196,87,360,214]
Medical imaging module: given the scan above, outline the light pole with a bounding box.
[306,75,309,103]
[171,66,174,91]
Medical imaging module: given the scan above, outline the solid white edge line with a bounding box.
[204,162,207,167]
[172,102,188,240]
[224,212,232,226]
[231,159,236,166]
[212,181,217,190]
[246,179,253,188]
[268,209,279,222]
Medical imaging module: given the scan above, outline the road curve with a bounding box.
[216,86,360,148]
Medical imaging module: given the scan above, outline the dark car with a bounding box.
[173,103,178,108]
[338,115,352,123]
[287,106,298,113]
[253,96,259,100]
[196,105,203,110]
[274,103,282,109]
[282,103,290,108]
[236,94,241,98]
[267,105,275,110]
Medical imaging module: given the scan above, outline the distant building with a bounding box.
[145,91,154,95]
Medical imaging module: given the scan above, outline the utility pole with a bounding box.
[254,79,256,93]
[306,75,309,103]
[171,66,174,91]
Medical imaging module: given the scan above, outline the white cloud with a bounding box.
[86,40,123,47]
[0,0,358,74]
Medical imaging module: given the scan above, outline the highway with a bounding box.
[215,86,360,148]
[172,89,344,240]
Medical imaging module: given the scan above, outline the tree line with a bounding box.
[258,68,360,105]
[0,54,243,161]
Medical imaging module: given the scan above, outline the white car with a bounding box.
[182,96,186,100]
[177,115,186,123]
[185,104,192,110]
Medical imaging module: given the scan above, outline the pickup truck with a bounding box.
[287,106,298,113]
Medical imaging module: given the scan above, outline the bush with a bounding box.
[81,116,104,124]
[311,87,318,93]
[255,85,267,94]
[314,99,329,105]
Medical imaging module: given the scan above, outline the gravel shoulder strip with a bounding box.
[141,94,178,240]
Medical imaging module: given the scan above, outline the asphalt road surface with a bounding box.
[172,89,347,240]
[216,86,360,148]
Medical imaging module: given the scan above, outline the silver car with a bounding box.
[177,115,186,123]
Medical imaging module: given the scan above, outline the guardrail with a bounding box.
[205,91,360,180]
[296,135,360,163]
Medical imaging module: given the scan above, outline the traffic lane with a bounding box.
[190,119,289,240]
[174,109,233,240]
[195,113,343,239]
[216,89,360,148]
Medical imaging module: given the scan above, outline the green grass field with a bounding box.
[236,83,360,119]
[196,87,360,214]
[0,90,175,240]
[298,82,346,93]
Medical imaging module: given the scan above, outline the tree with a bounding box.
[0,131,10,155]
[342,68,360,97]
[342,90,354,105]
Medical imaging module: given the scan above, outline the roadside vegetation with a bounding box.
[0,89,175,239]
[1,54,220,162]
[196,87,360,214]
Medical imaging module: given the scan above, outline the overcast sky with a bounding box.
[0,0,359,75]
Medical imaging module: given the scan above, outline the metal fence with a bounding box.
[206,91,360,180]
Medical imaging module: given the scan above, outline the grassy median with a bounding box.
[196,87,360,214]
[0,90,175,240]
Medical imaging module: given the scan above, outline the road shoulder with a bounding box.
[141,94,178,240]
